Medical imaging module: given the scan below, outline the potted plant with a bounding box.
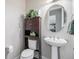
[26,9,38,19]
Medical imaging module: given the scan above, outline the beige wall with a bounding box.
[5,0,26,59]
[25,0,57,12]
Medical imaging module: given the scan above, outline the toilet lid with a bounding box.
[21,49,34,57]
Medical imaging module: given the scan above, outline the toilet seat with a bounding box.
[21,49,34,58]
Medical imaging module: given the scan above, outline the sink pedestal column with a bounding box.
[51,46,58,59]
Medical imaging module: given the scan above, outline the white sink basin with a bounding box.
[44,37,67,47]
[44,37,67,59]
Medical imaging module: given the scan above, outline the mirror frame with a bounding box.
[47,5,65,32]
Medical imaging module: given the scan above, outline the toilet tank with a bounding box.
[28,39,37,50]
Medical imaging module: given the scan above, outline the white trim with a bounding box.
[42,56,48,59]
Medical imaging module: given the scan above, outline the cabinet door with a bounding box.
[25,20,33,30]
[32,19,39,33]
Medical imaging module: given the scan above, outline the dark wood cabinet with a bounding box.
[25,17,39,32]
[25,20,33,30]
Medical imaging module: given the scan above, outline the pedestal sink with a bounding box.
[44,37,67,59]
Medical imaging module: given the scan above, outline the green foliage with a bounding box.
[26,9,38,19]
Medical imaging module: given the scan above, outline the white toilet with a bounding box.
[20,39,37,59]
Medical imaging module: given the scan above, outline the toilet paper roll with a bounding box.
[9,45,13,53]
[6,45,13,53]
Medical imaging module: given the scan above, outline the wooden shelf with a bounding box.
[24,35,39,39]
[24,17,41,59]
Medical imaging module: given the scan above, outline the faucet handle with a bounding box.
[53,36,55,41]
[49,36,52,38]
[57,37,60,39]
[53,36,55,38]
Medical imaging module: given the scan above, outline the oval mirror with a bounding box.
[47,5,66,32]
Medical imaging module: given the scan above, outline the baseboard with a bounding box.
[42,56,48,59]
